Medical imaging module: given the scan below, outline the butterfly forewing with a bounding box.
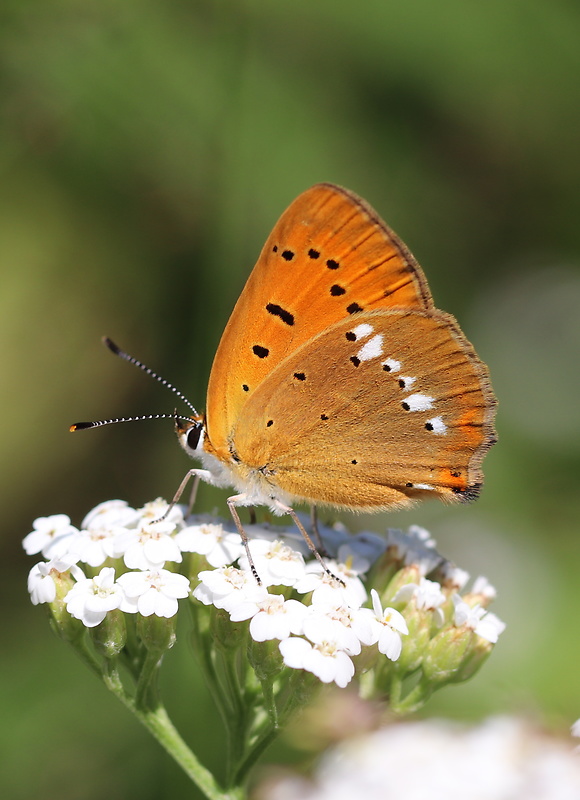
[231,310,496,510]
[205,183,435,460]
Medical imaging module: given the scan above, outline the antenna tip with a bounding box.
[102,336,120,354]
[70,422,93,431]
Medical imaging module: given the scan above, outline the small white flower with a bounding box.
[473,611,506,643]
[238,539,307,587]
[64,567,123,627]
[335,545,371,577]
[118,569,190,617]
[115,519,182,570]
[314,520,352,558]
[28,555,84,605]
[302,601,376,655]
[571,719,580,738]
[193,566,266,612]
[369,589,409,661]
[279,636,355,688]
[175,522,244,567]
[137,498,185,529]
[385,525,442,574]
[295,561,367,609]
[243,521,312,556]
[340,531,387,566]
[394,577,446,612]
[230,594,307,642]
[471,575,497,601]
[81,499,140,531]
[23,515,78,559]
[452,595,506,643]
[438,561,470,590]
[69,527,125,567]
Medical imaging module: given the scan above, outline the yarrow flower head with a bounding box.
[25,498,505,705]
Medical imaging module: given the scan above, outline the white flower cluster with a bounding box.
[193,540,408,688]
[24,501,505,687]
[25,500,194,626]
[263,716,580,800]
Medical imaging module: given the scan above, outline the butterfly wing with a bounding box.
[231,310,497,510]
[205,183,434,460]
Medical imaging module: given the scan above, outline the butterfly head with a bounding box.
[175,414,206,457]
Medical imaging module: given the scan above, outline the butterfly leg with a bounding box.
[274,500,345,586]
[186,472,201,517]
[309,505,329,556]
[226,494,262,585]
[154,468,213,523]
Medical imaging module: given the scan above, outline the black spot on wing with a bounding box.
[266,303,294,326]
[253,345,269,358]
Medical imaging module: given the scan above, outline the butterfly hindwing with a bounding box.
[231,310,496,510]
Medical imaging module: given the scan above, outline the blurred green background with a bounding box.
[3,1,580,798]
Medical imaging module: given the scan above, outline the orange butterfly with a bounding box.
[73,184,497,575]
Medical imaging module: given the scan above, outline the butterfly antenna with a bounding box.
[70,412,194,432]
[102,337,198,415]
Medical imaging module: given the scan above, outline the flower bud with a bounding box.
[91,609,127,658]
[136,614,177,655]
[48,570,85,644]
[451,634,494,683]
[383,565,423,605]
[422,625,476,684]
[211,607,247,653]
[248,638,283,682]
[394,606,432,674]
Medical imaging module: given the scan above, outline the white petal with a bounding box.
[279,637,311,669]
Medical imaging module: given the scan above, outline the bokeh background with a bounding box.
[3,2,580,798]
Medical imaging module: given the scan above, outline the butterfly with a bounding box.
[73,183,497,576]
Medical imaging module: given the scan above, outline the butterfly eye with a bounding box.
[186,422,203,452]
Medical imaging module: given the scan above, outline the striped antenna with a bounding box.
[70,413,194,433]
[102,337,198,415]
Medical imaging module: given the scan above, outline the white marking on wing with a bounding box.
[357,334,384,362]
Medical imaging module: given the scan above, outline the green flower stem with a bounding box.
[258,675,278,728]
[101,660,243,800]
[390,673,433,715]
[358,667,377,700]
[233,724,279,786]
[68,631,107,679]
[191,607,238,720]
[135,650,162,709]
[190,608,249,788]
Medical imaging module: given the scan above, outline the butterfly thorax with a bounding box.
[176,415,294,511]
